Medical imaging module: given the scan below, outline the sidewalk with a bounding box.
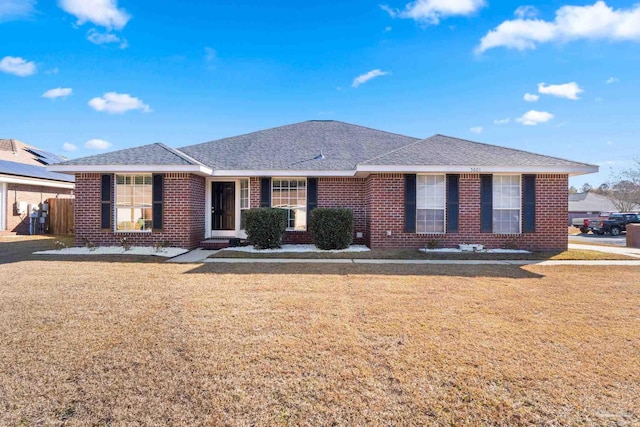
[568,243,640,259]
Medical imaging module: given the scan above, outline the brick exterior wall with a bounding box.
[365,173,568,251]
[2,183,73,235]
[73,173,205,249]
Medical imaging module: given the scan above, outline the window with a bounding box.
[115,174,152,231]
[416,174,445,233]
[240,178,249,229]
[493,175,521,234]
[272,179,307,230]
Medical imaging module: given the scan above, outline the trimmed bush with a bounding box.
[243,208,288,249]
[309,208,354,250]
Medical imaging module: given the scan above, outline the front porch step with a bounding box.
[200,238,245,250]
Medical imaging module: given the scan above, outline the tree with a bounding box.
[569,186,578,194]
[581,183,592,193]
[604,159,640,212]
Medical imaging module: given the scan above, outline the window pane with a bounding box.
[115,174,153,231]
[272,179,307,229]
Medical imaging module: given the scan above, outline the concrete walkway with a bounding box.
[167,248,217,263]
[202,257,640,266]
[568,243,640,258]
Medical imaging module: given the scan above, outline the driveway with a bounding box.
[569,233,627,247]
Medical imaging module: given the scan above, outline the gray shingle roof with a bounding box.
[58,143,205,166]
[51,121,595,173]
[0,160,74,182]
[362,134,593,167]
[179,120,420,171]
[568,192,618,212]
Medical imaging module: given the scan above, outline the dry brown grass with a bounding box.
[0,236,639,426]
[213,247,636,260]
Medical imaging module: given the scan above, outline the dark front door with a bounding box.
[212,182,235,230]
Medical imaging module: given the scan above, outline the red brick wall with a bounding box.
[251,177,367,245]
[2,183,73,235]
[365,173,568,251]
[73,173,205,249]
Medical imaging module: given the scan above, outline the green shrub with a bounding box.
[243,208,288,249]
[309,208,354,250]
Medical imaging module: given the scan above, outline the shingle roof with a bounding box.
[361,134,593,167]
[179,120,420,171]
[50,121,596,173]
[0,139,67,166]
[58,142,206,166]
[568,192,618,212]
[0,160,74,182]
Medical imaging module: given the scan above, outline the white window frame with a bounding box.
[492,174,522,234]
[239,178,250,230]
[271,177,307,231]
[114,173,153,233]
[416,174,447,234]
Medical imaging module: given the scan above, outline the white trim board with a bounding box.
[47,164,213,176]
[0,174,74,189]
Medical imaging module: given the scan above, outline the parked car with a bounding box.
[590,213,640,236]
[571,213,611,233]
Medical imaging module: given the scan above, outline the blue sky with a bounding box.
[1,0,639,186]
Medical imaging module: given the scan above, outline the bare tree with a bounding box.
[581,183,592,193]
[605,159,640,212]
[569,186,578,194]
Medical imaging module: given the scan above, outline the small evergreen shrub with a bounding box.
[309,208,354,250]
[243,208,288,249]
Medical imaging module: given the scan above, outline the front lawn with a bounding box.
[0,236,638,425]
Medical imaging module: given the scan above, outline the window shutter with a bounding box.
[260,177,271,207]
[446,174,459,233]
[100,174,112,230]
[405,174,417,233]
[480,174,493,233]
[523,174,536,233]
[307,178,318,212]
[152,174,164,231]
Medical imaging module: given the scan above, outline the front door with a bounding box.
[212,182,235,230]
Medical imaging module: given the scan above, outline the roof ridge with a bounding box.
[179,120,420,150]
[361,136,431,164]
[433,134,597,168]
[156,142,206,167]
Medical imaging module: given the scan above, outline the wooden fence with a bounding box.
[47,198,74,234]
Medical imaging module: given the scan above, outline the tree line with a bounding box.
[569,159,640,212]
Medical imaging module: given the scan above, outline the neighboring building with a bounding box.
[568,192,619,224]
[0,139,75,234]
[49,120,597,250]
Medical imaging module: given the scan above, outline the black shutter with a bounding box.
[480,174,493,233]
[152,174,164,231]
[405,174,417,233]
[307,178,318,212]
[100,174,112,230]
[523,174,536,233]
[446,174,459,233]
[260,177,271,207]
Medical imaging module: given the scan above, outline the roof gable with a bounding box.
[58,142,204,167]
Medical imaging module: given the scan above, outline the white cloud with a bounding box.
[87,29,128,48]
[380,0,486,25]
[45,67,59,75]
[538,82,583,100]
[62,142,77,152]
[606,76,619,84]
[516,110,554,126]
[523,93,539,102]
[42,87,73,99]
[514,5,539,19]
[469,126,483,134]
[204,47,217,62]
[352,69,390,88]
[0,0,35,22]
[84,139,112,150]
[88,92,151,114]
[0,56,36,76]
[476,1,640,53]
[58,0,130,30]
[493,118,510,124]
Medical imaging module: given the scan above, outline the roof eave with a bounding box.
[0,173,75,189]
[47,164,214,176]
[356,164,599,176]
